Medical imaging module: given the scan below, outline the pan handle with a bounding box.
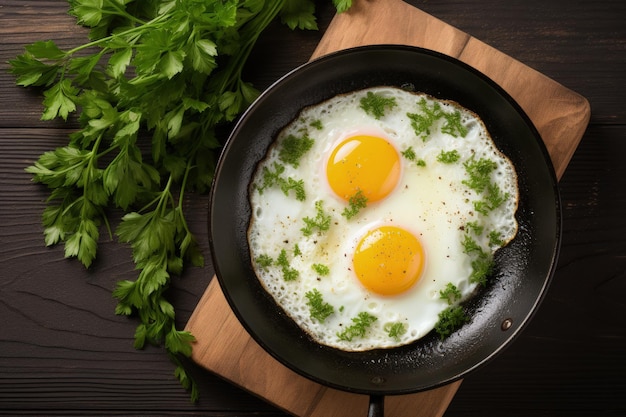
[368,394,384,417]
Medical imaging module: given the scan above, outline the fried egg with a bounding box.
[247,86,518,351]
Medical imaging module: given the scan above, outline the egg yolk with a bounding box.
[353,226,424,296]
[326,135,401,203]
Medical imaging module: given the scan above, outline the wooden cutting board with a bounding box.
[185,0,590,416]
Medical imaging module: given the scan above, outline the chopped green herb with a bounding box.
[293,244,302,256]
[462,157,498,193]
[408,98,469,141]
[485,183,509,210]
[400,146,417,161]
[461,233,494,286]
[257,162,285,192]
[473,183,509,216]
[435,306,468,339]
[282,177,306,201]
[401,147,426,166]
[310,119,323,130]
[305,289,335,323]
[462,234,484,256]
[465,221,484,235]
[407,98,443,141]
[402,146,416,161]
[488,230,504,247]
[359,91,397,119]
[337,312,378,341]
[469,256,493,286]
[279,134,314,167]
[384,322,407,341]
[437,149,460,164]
[257,162,306,201]
[312,263,330,276]
[473,200,490,216]
[301,200,331,236]
[276,249,299,281]
[440,283,462,304]
[342,189,368,219]
[441,110,468,138]
[255,254,273,271]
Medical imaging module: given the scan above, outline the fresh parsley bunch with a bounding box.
[10,0,351,401]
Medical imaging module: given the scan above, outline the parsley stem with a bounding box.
[176,158,196,238]
[207,0,286,102]
[64,13,168,57]
[105,2,148,26]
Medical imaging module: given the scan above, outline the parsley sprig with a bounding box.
[305,288,334,323]
[337,312,378,341]
[341,189,368,219]
[407,97,468,140]
[359,91,397,119]
[11,0,352,402]
[301,200,331,236]
[435,306,468,340]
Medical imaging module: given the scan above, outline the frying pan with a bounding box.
[208,45,561,416]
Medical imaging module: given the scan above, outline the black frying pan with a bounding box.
[208,45,561,416]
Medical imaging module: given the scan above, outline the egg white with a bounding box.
[248,86,518,351]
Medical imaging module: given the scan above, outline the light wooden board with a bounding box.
[185,0,590,416]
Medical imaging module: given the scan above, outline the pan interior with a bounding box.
[209,45,560,395]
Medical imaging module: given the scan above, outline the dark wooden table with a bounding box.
[1,1,625,416]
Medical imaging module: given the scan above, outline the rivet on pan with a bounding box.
[371,376,385,385]
[501,318,513,331]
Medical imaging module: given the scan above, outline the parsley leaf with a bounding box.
[256,254,273,271]
[310,119,323,130]
[301,200,331,236]
[401,146,417,161]
[441,109,468,138]
[435,306,468,340]
[280,0,319,30]
[485,182,509,210]
[439,283,462,304]
[42,79,79,121]
[279,134,315,167]
[257,163,306,201]
[437,149,460,164]
[337,312,378,341]
[276,249,299,281]
[359,91,397,119]
[305,289,335,323]
[461,234,494,286]
[341,189,368,219]
[461,234,484,256]
[384,322,407,341]
[469,256,494,286]
[312,263,330,276]
[407,98,443,140]
[464,221,484,235]
[407,98,469,140]
[462,157,498,193]
[488,230,504,247]
[333,0,353,13]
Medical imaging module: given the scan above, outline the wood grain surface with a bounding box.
[184,0,589,415]
[1,0,625,416]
